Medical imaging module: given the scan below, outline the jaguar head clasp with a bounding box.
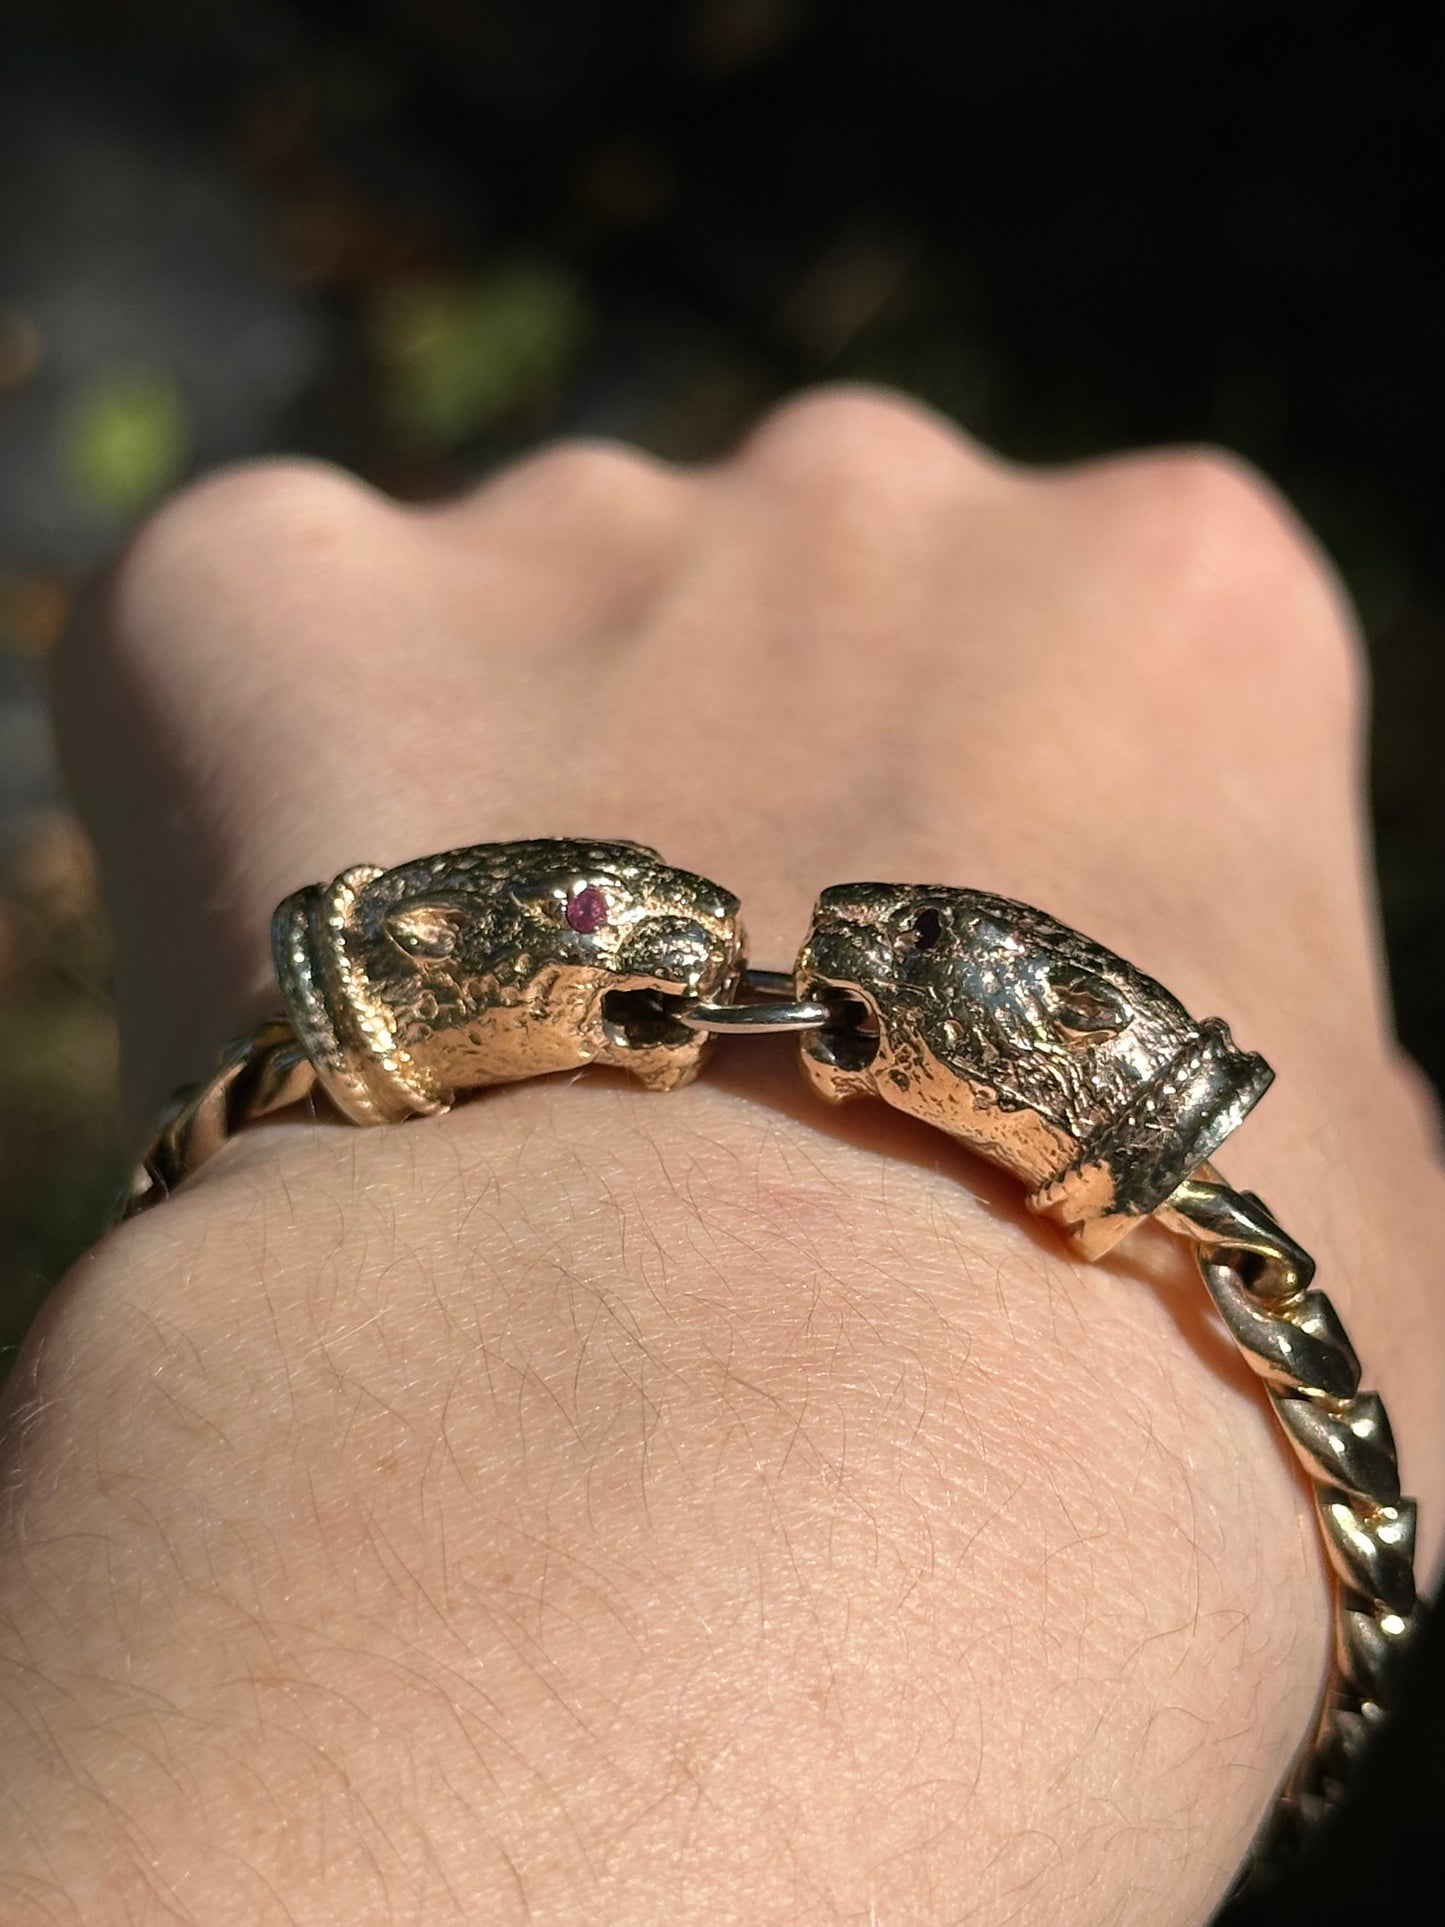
[273,838,744,1124]
[797,883,1273,1258]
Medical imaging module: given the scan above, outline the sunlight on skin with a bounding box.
[2,387,1440,1925]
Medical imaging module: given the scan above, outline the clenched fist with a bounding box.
[2,388,1439,1926]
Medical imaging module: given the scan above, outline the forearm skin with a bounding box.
[0,1070,1325,1926]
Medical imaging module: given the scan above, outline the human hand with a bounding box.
[5,387,1442,1924]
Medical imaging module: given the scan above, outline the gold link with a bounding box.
[1315,1489,1417,1617]
[1162,1174,1315,1298]
[168,1077,235,1174]
[238,1029,318,1119]
[126,1159,167,1215]
[1198,1257,1361,1397]
[1165,1174,1419,1871]
[1324,1696,1387,1771]
[1335,1604,1417,1698]
[1292,1789,1332,1834]
[143,1085,196,1187]
[1270,1388,1401,1507]
[249,1053,317,1118]
[125,1017,322,1219]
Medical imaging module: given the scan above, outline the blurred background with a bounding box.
[1,2,1441,1919]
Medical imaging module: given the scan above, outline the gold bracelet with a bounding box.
[125,836,1420,1875]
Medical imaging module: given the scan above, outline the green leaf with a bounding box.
[59,367,191,515]
[370,265,590,451]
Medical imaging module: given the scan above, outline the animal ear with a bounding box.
[1041,961,1132,1042]
[384,900,470,960]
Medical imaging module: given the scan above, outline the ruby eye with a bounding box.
[565,885,609,934]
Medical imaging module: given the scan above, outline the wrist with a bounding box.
[1,1065,1322,1924]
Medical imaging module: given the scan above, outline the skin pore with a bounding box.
[1,388,1442,1924]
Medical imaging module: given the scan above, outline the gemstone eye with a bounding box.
[565,885,609,934]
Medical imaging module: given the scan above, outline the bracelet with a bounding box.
[124,836,1420,1874]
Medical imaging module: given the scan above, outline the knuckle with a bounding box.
[84,459,387,645]
[455,437,687,559]
[735,382,1004,496]
[1130,445,1301,550]
[517,436,672,492]
[1092,445,1365,711]
[124,457,384,587]
[52,459,395,716]
[476,437,679,519]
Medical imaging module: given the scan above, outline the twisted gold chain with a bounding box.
[1159,1172,1419,1858]
[127,1019,316,1214]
